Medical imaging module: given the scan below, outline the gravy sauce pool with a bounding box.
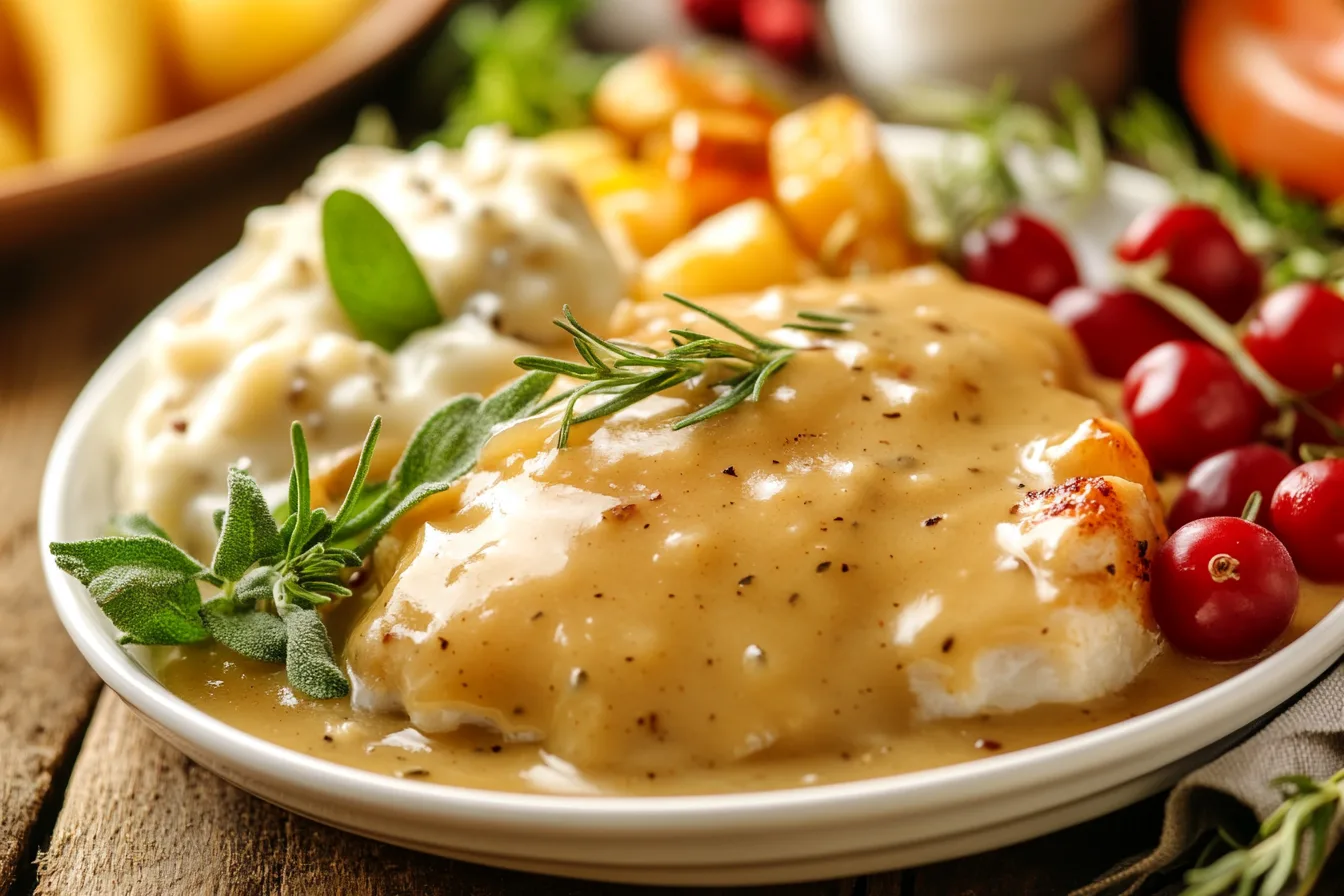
[157,272,1344,795]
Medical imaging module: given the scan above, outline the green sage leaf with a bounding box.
[321,189,442,351]
[88,566,208,645]
[234,565,281,606]
[201,598,287,663]
[109,513,171,540]
[355,371,554,555]
[52,536,205,585]
[212,467,284,581]
[283,606,348,699]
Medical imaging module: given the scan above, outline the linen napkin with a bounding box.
[1073,660,1344,896]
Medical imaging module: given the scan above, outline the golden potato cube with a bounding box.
[534,128,630,183]
[656,108,773,222]
[593,47,785,143]
[768,94,919,276]
[637,199,816,301]
[586,161,693,259]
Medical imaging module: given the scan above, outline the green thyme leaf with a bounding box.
[212,467,284,581]
[321,189,442,351]
[282,606,348,699]
[355,371,556,555]
[109,513,171,540]
[201,597,287,663]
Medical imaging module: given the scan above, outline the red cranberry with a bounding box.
[1122,341,1268,471]
[681,0,744,34]
[1151,516,1299,660]
[1270,459,1344,582]
[962,212,1081,304]
[741,0,816,67]
[1168,444,1297,533]
[1049,286,1195,378]
[1243,282,1344,394]
[1115,204,1261,323]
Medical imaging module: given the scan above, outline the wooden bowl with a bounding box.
[0,0,452,251]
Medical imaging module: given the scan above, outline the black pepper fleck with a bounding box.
[816,561,832,572]
[923,515,944,527]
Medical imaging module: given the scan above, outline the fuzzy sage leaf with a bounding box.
[283,606,348,699]
[212,467,284,581]
[52,370,556,699]
[110,513,171,540]
[321,189,442,351]
[353,371,555,555]
[201,597,287,663]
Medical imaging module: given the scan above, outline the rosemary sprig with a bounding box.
[1181,770,1344,896]
[49,372,555,699]
[514,294,849,448]
[893,78,1106,251]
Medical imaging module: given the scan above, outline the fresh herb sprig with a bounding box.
[514,294,849,448]
[49,372,555,699]
[417,0,611,148]
[1180,771,1344,896]
[894,78,1106,251]
[1112,93,1344,288]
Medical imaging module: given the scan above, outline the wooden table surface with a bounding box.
[0,98,1206,896]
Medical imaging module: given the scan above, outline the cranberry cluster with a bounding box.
[961,204,1344,661]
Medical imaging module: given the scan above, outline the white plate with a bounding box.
[39,126,1344,886]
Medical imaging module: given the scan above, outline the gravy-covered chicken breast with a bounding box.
[344,269,1167,775]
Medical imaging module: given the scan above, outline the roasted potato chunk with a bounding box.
[534,127,630,180]
[585,161,693,260]
[636,198,815,300]
[649,108,773,222]
[592,47,784,143]
[768,94,919,276]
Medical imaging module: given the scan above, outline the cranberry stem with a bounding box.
[1241,490,1263,523]
[1121,258,1344,445]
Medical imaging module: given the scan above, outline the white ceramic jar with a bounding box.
[827,0,1133,111]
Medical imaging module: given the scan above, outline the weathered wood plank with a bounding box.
[0,119,351,895]
[36,694,856,896]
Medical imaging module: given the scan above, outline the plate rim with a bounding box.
[38,124,1344,844]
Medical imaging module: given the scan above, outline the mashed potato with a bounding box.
[121,128,623,553]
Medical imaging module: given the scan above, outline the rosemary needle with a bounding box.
[514,293,850,448]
